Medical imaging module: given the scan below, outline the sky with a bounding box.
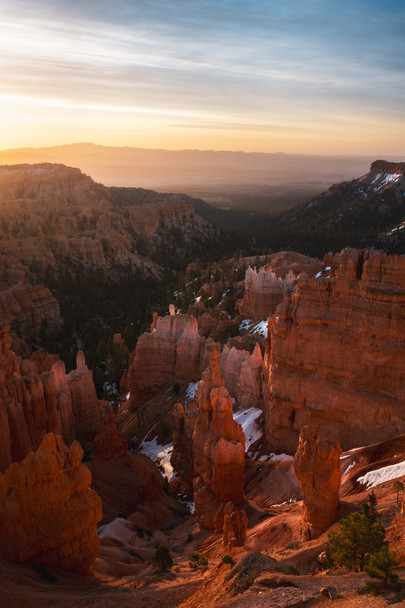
[1,0,405,155]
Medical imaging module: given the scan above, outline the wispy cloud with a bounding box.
[0,0,404,153]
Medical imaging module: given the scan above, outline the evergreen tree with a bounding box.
[365,545,399,594]
[327,503,386,571]
[153,544,173,571]
[393,481,404,505]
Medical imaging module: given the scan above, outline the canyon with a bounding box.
[0,161,404,607]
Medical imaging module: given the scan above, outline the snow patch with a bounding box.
[258,452,292,462]
[139,436,175,481]
[186,381,199,399]
[357,460,405,489]
[98,517,133,543]
[234,407,262,451]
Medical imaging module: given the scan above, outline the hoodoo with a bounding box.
[193,343,246,531]
[293,425,342,540]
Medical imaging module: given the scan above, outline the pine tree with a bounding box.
[393,481,404,505]
[153,544,173,571]
[327,503,386,571]
[365,545,399,594]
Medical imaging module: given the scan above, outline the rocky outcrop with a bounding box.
[239,251,323,320]
[265,248,405,453]
[193,343,245,531]
[0,280,61,336]
[93,404,128,460]
[128,310,205,407]
[240,266,296,320]
[0,163,218,287]
[66,350,104,436]
[223,501,248,552]
[219,342,264,407]
[0,324,112,471]
[0,433,102,573]
[293,425,341,540]
[369,160,405,175]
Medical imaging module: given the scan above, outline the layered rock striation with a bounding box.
[239,251,323,320]
[128,309,205,407]
[239,266,296,320]
[0,433,102,573]
[219,342,264,408]
[293,425,341,540]
[265,248,405,453]
[193,343,245,531]
[0,280,61,336]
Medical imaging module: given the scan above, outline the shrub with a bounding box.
[327,503,386,572]
[189,551,199,562]
[222,554,235,565]
[198,556,208,566]
[153,544,173,571]
[365,545,399,594]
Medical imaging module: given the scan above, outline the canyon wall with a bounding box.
[265,248,405,453]
[239,251,323,320]
[128,309,206,407]
[0,280,61,335]
[239,266,296,320]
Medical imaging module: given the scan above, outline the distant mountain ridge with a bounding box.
[271,159,405,255]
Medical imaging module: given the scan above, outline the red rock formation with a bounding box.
[171,401,197,496]
[67,350,104,436]
[239,251,323,320]
[193,343,245,531]
[223,501,248,552]
[93,403,128,460]
[220,342,264,408]
[128,310,205,407]
[0,280,61,335]
[240,266,296,320]
[0,163,217,287]
[293,425,342,540]
[0,323,66,471]
[0,324,109,470]
[265,248,405,453]
[0,433,102,574]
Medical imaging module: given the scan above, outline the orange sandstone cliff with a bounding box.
[128,309,205,407]
[0,433,102,574]
[265,248,405,453]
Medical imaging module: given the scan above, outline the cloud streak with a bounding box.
[0,0,404,153]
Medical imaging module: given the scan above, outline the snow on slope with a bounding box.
[139,436,175,481]
[234,407,263,450]
[357,460,405,489]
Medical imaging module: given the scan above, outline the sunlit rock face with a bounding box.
[239,251,323,320]
[265,247,405,453]
[240,266,296,320]
[0,324,112,472]
[128,311,205,407]
[0,433,102,574]
[219,342,264,408]
[294,425,341,540]
[193,343,245,531]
